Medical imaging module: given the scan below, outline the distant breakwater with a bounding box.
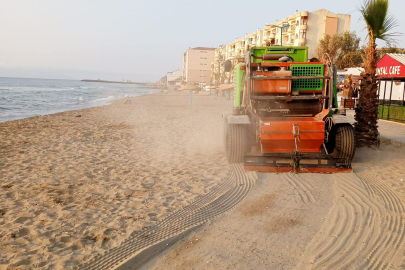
[81,79,138,85]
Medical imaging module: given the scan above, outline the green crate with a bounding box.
[291,65,324,91]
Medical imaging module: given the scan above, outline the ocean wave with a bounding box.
[0,78,156,122]
[92,96,115,104]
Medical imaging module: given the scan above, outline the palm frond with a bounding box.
[359,0,399,42]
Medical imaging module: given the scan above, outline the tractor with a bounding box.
[223,46,355,173]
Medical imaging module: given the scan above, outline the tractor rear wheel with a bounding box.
[333,125,355,163]
[225,122,247,163]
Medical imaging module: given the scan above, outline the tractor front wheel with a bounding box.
[333,125,355,163]
[225,123,247,163]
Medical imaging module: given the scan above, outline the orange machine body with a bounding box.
[252,70,292,94]
[259,117,325,153]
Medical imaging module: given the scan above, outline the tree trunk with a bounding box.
[354,32,379,147]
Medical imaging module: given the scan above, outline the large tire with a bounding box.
[333,125,355,163]
[225,122,247,163]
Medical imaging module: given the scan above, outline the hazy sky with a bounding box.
[1,0,404,81]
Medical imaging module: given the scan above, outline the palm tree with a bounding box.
[354,0,398,147]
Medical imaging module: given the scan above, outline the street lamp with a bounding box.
[271,22,290,46]
[217,53,223,86]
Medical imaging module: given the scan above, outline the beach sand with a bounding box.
[3,89,405,270]
[0,91,232,269]
[148,141,405,270]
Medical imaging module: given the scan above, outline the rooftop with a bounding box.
[387,53,405,66]
[190,47,216,51]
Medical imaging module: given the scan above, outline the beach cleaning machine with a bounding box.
[223,46,355,173]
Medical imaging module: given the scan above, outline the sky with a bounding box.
[1,0,404,82]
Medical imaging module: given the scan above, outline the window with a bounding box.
[301,18,308,25]
[299,30,307,38]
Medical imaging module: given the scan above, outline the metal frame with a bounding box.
[244,155,352,174]
[240,51,350,172]
[250,95,329,100]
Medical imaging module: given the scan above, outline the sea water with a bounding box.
[0,77,160,122]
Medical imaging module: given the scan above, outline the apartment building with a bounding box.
[211,9,351,84]
[262,9,351,57]
[183,47,215,84]
[211,45,228,84]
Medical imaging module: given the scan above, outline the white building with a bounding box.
[166,70,182,89]
[262,9,351,58]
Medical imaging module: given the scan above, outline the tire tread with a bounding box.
[226,124,246,163]
[334,125,355,163]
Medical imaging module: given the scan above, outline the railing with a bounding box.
[377,78,405,123]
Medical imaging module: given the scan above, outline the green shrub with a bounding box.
[378,105,405,122]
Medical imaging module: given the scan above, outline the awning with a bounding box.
[217,84,234,91]
[377,53,405,80]
[177,83,200,91]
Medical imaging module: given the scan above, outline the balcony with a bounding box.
[300,25,308,30]
[300,11,309,17]
[299,38,306,44]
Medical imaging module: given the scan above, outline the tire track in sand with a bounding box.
[79,164,257,270]
[296,172,405,270]
[282,173,317,204]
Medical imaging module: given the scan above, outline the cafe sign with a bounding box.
[376,54,405,78]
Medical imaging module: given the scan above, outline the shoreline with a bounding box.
[0,91,160,124]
